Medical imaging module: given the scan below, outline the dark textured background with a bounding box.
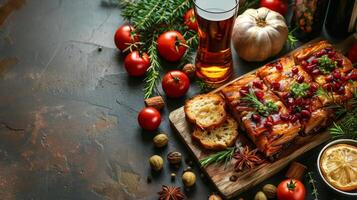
[0,0,352,199]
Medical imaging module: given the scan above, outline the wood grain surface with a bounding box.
[169,36,357,199]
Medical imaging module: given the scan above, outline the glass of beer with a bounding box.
[193,0,239,84]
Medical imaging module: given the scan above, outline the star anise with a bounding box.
[158,185,186,200]
[233,146,264,172]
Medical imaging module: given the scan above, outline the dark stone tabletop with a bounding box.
[0,0,352,199]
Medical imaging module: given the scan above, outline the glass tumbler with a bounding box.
[193,0,239,84]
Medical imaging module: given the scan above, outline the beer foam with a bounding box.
[195,0,238,21]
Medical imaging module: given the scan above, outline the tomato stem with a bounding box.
[287,179,296,191]
[169,72,180,83]
[175,36,189,52]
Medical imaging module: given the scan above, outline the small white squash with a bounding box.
[232,7,288,62]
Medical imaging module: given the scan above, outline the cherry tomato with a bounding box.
[184,9,198,32]
[347,43,357,63]
[260,0,289,16]
[124,51,150,77]
[114,25,139,52]
[157,31,188,62]
[138,107,161,131]
[162,70,190,98]
[277,179,306,200]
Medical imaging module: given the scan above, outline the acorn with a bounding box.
[153,133,168,148]
[149,155,163,171]
[182,171,196,187]
[182,63,196,79]
[167,151,182,165]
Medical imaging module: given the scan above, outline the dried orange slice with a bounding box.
[320,144,357,191]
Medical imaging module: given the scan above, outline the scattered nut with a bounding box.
[182,63,196,78]
[254,191,267,200]
[182,171,196,187]
[167,151,182,165]
[208,193,222,200]
[153,133,168,148]
[149,155,163,171]
[262,184,277,199]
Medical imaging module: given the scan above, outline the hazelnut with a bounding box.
[182,63,196,78]
[149,155,163,171]
[182,171,196,187]
[167,151,182,165]
[262,184,277,198]
[254,191,267,200]
[208,193,222,200]
[153,133,168,148]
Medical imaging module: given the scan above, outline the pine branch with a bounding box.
[199,147,236,169]
[144,35,161,99]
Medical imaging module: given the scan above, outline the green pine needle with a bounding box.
[144,36,161,99]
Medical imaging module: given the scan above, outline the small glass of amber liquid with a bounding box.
[193,0,239,84]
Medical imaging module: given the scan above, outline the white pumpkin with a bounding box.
[232,7,288,62]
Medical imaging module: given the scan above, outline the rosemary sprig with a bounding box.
[329,113,357,139]
[328,90,357,139]
[287,27,298,48]
[242,89,278,116]
[307,172,319,200]
[196,80,215,93]
[199,147,236,169]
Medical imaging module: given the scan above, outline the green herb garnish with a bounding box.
[328,90,357,139]
[199,147,235,169]
[291,82,310,97]
[196,80,215,93]
[317,55,337,74]
[307,172,319,200]
[242,90,278,117]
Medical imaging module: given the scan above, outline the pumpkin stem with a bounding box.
[256,18,266,27]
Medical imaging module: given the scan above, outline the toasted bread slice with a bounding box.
[184,93,226,130]
[192,116,238,150]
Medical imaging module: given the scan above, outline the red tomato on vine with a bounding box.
[157,31,188,62]
[277,179,306,200]
[184,9,198,32]
[114,25,139,52]
[124,51,150,77]
[162,70,190,98]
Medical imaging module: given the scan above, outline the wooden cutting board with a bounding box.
[169,36,357,199]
